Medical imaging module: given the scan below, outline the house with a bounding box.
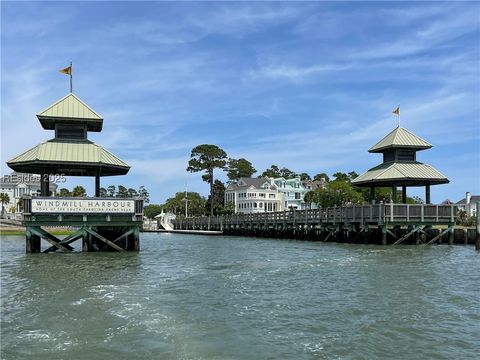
[303,178,328,191]
[0,172,57,218]
[272,177,311,210]
[225,177,285,214]
[456,192,479,217]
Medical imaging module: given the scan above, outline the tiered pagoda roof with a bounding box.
[352,126,448,187]
[7,93,129,177]
[368,126,432,153]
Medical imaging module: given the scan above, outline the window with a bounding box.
[259,202,263,208]
[259,193,266,198]
[56,124,86,140]
[397,150,416,161]
[254,202,257,208]
[269,194,275,199]
[295,192,301,199]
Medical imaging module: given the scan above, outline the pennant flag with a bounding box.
[392,106,400,116]
[59,65,72,75]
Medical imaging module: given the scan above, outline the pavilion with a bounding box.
[351,126,449,204]
[7,93,130,196]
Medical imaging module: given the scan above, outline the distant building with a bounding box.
[303,178,328,192]
[0,172,57,217]
[225,177,284,214]
[456,192,478,217]
[272,177,311,210]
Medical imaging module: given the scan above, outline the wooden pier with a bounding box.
[172,203,472,246]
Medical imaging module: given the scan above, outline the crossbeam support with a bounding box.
[84,227,126,252]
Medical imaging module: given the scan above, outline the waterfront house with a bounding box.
[0,172,57,218]
[225,177,284,214]
[456,192,478,217]
[272,177,311,210]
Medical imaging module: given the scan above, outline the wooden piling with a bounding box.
[26,227,41,253]
[476,201,480,251]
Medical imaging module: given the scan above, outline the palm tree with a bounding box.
[0,193,10,218]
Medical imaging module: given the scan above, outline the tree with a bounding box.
[299,173,311,181]
[116,185,128,198]
[163,191,207,217]
[227,158,256,182]
[58,188,72,197]
[99,187,108,197]
[279,167,297,179]
[311,180,363,207]
[187,144,228,216]
[348,171,359,181]
[205,180,230,215]
[72,186,86,197]
[261,165,281,178]
[127,188,138,198]
[0,193,10,217]
[304,191,315,209]
[107,185,116,197]
[143,204,163,219]
[313,173,330,182]
[138,186,150,203]
[332,172,349,182]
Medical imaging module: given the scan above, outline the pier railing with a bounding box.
[174,203,457,229]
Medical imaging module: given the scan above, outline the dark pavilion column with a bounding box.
[402,186,407,204]
[370,187,375,203]
[95,169,101,197]
[40,172,50,196]
[392,185,397,203]
[425,184,431,204]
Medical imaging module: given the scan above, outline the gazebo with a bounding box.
[6,92,142,253]
[351,126,449,204]
[7,93,130,196]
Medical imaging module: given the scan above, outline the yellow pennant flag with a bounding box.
[392,106,400,116]
[59,65,72,75]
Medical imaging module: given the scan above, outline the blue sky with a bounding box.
[1,1,479,203]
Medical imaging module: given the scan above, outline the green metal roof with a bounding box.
[7,140,130,176]
[36,93,103,132]
[369,126,432,153]
[351,161,449,186]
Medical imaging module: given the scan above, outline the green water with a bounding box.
[1,233,479,359]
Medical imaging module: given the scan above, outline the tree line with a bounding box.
[57,185,150,202]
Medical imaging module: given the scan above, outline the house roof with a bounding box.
[369,126,432,153]
[227,177,275,191]
[351,161,449,186]
[456,195,480,204]
[7,140,130,176]
[36,93,103,132]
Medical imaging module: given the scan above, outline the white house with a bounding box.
[456,192,478,217]
[0,172,57,218]
[225,177,285,214]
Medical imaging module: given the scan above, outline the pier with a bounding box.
[171,203,479,246]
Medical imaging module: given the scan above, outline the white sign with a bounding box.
[31,198,135,214]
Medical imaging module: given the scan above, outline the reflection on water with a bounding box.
[1,233,479,359]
